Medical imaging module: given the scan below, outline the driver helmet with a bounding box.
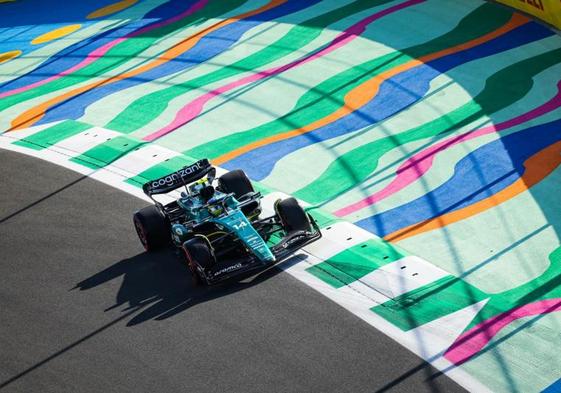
[189,177,209,195]
[190,177,216,199]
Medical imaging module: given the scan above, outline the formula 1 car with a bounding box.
[133,159,321,285]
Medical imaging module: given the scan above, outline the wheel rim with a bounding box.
[183,248,201,284]
[134,217,149,251]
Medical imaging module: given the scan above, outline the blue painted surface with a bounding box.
[0,0,193,93]
[0,0,119,57]
[543,378,561,393]
[224,22,552,180]
[355,118,561,236]
[34,0,321,125]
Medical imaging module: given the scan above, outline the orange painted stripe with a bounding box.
[385,139,561,242]
[212,13,529,166]
[9,0,285,131]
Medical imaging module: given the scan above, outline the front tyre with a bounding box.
[133,205,169,252]
[182,237,216,286]
[275,197,311,234]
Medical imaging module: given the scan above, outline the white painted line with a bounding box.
[0,136,152,203]
[87,143,182,194]
[358,255,450,299]
[260,191,290,216]
[49,127,121,158]
[106,144,180,179]
[285,252,392,307]
[402,299,489,359]
[282,256,492,393]
[304,221,373,261]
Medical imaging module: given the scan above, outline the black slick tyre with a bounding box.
[218,169,259,215]
[183,237,215,286]
[218,169,254,198]
[275,197,311,233]
[133,205,169,252]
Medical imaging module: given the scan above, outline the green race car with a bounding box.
[133,159,321,285]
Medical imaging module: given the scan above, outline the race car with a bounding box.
[133,159,321,285]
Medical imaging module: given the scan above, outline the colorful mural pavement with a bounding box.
[2,0,561,391]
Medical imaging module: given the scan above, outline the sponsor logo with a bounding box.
[282,234,308,249]
[151,161,205,189]
[214,263,243,276]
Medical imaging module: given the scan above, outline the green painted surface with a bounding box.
[70,135,145,169]
[307,239,407,288]
[370,246,561,333]
[372,275,489,331]
[304,207,339,228]
[13,120,92,150]
[185,4,511,160]
[464,246,561,331]
[0,0,247,113]
[106,0,395,133]
[295,47,561,203]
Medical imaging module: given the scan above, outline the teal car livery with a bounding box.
[133,159,321,285]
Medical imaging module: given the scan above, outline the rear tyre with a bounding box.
[133,205,169,252]
[183,237,216,286]
[275,197,311,233]
[218,169,259,216]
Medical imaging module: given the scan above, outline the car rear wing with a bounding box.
[142,159,215,196]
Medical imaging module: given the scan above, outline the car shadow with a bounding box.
[75,248,290,326]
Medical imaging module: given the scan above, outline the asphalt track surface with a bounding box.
[0,150,465,393]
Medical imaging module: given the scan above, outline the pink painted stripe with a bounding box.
[143,0,425,142]
[444,298,561,365]
[335,80,561,217]
[0,0,208,99]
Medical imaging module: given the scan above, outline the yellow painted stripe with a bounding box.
[31,24,82,45]
[87,0,138,19]
[0,50,22,64]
